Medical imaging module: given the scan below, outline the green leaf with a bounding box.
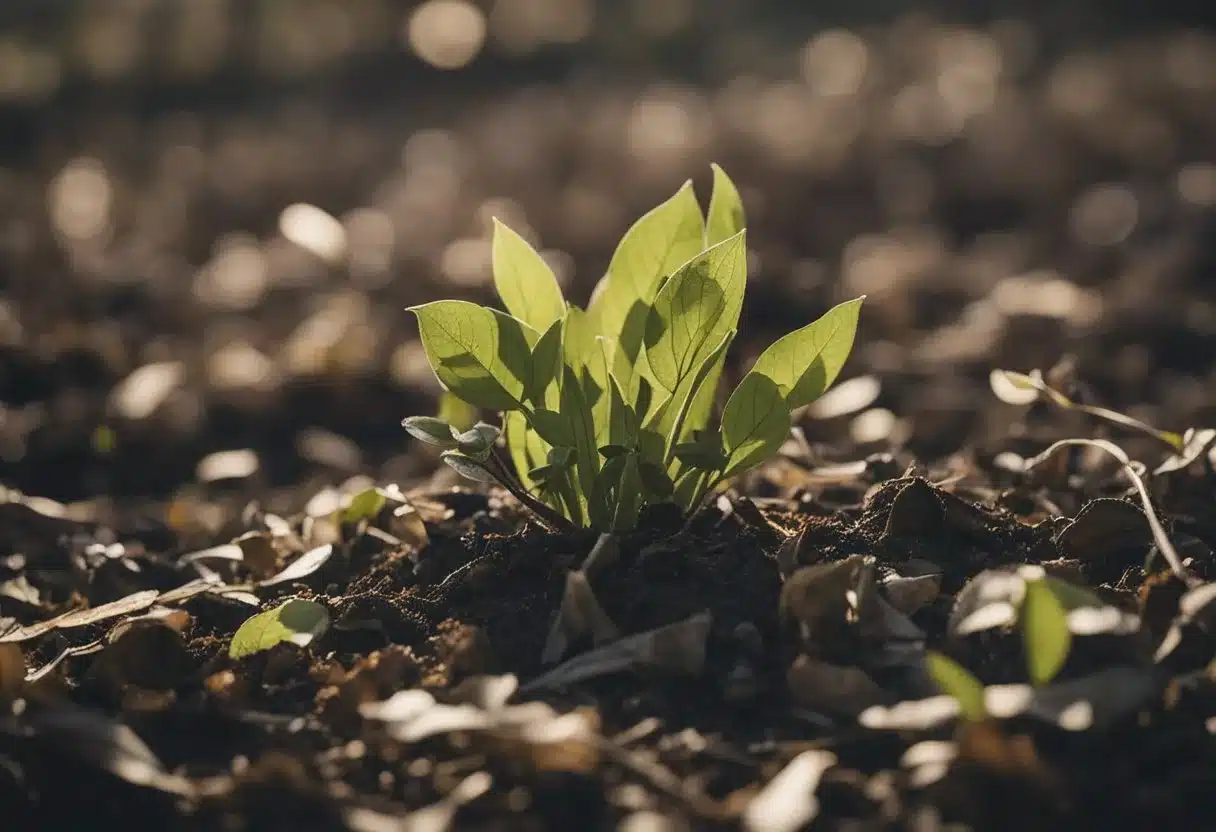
[527,319,564,407]
[342,488,387,525]
[1021,578,1072,687]
[678,338,727,439]
[547,446,576,468]
[530,409,576,448]
[638,461,675,499]
[644,231,747,396]
[650,329,733,463]
[408,301,537,411]
[673,440,726,471]
[441,451,498,484]
[491,219,567,332]
[605,372,638,447]
[706,163,746,247]
[589,453,643,532]
[924,651,986,721]
[229,599,330,660]
[401,415,459,449]
[505,410,548,492]
[436,392,478,432]
[748,296,864,410]
[599,443,631,458]
[560,364,600,512]
[586,180,706,346]
[453,422,501,459]
[720,373,791,478]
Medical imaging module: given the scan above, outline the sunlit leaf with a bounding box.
[491,219,566,332]
[586,180,705,355]
[229,599,330,660]
[530,408,576,448]
[645,231,747,396]
[925,651,987,721]
[1021,578,1072,687]
[706,163,746,246]
[436,392,479,432]
[341,489,387,525]
[527,319,564,407]
[748,296,864,411]
[721,372,791,477]
[408,300,537,411]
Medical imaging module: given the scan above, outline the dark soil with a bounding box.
[4,4,1216,831]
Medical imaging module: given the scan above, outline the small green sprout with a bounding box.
[402,165,864,532]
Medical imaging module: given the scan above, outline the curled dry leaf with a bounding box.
[882,478,944,539]
[0,642,24,701]
[258,543,335,587]
[101,610,196,690]
[1153,427,1216,475]
[360,674,599,774]
[521,612,712,694]
[786,654,886,717]
[779,555,868,647]
[0,589,161,643]
[1055,498,1151,561]
[18,705,194,796]
[881,572,942,616]
[541,570,620,665]
[742,750,837,832]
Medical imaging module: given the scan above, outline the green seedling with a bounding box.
[402,165,864,532]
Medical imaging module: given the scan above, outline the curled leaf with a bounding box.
[401,416,459,449]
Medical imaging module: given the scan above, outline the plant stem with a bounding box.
[485,450,576,533]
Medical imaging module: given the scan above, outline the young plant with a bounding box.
[402,165,864,532]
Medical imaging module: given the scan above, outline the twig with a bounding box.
[1023,438,1196,586]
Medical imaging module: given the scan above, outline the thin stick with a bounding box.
[1023,438,1195,585]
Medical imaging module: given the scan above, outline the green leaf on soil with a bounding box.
[229,599,330,660]
[925,651,987,721]
[341,489,386,525]
[1021,578,1072,687]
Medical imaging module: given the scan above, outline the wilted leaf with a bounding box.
[258,543,334,587]
[229,598,330,659]
[786,655,885,716]
[1021,579,1072,686]
[491,219,566,332]
[742,750,836,832]
[0,643,24,701]
[0,589,161,643]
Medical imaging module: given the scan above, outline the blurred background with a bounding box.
[1,0,1215,518]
